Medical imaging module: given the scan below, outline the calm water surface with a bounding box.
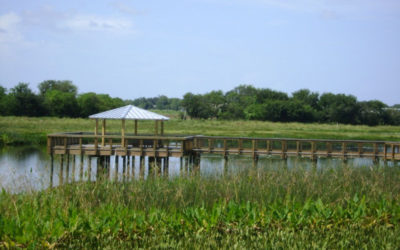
[0,146,398,193]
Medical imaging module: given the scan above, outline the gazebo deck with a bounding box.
[48,132,195,158]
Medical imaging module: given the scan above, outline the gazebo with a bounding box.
[89,105,170,147]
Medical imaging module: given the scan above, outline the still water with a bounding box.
[0,146,398,193]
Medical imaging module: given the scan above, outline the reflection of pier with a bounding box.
[46,105,400,186]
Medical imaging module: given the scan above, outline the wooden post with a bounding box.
[281,140,287,160]
[223,139,227,159]
[50,154,54,187]
[327,142,332,157]
[66,154,70,182]
[59,155,64,185]
[155,120,158,135]
[311,141,316,161]
[47,137,52,154]
[267,140,271,154]
[121,119,126,147]
[88,157,92,182]
[238,139,243,154]
[101,119,106,147]
[134,120,138,135]
[252,139,257,160]
[391,144,395,161]
[95,119,99,136]
[115,156,119,182]
[296,141,300,156]
[342,142,347,160]
[358,143,363,157]
[373,143,379,163]
[161,120,164,135]
[79,155,84,180]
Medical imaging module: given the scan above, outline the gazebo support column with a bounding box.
[161,120,164,135]
[122,119,126,147]
[101,119,106,147]
[134,120,138,135]
[95,119,99,150]
[155,120,159,135]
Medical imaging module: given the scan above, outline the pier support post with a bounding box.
[88,156,92,182]
[50,154,54,188]
[115,156,119,182]
[122,156,127,181]
[140,156,145,179]
[71,155,76,182]
[79,155,84,181]
[59,155,64,185]
[163,157,169,177]
[66,154,70,183]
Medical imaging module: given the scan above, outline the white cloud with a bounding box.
[0,12,23,43]
[63,15,134,33]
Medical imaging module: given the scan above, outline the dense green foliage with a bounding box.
[183,85,400,125]
[1,116,400,146]
[1,164,399,248]
[1,81,400,125]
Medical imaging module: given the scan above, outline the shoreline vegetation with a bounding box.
[1,111,400,248]
[1,165,400,248]
[1,114,400,146]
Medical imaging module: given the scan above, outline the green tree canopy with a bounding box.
[38,80,77,96]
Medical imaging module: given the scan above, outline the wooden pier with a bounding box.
[48,132,400,161]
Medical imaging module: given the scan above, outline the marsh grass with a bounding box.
[1,115,400,146]
[1,164,399,248]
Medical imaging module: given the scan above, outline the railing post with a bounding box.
[63,137,67,154]
[342,142,347,160]
[47,137,52,154]
[311,141,316,161]
[281,140,287,159]
[252,139,257,159]
[224,139,227,158]
[238,139,243,154]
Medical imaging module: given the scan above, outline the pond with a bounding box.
[0,146,398,193]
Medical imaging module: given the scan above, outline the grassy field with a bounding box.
[1,164,399,248]
[1,113,400,146]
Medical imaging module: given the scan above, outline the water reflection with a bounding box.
[0,146,399,193]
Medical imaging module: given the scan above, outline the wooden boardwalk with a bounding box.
[48,132,400,161]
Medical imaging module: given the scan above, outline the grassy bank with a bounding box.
[1,164,400,248]
[1,115,400,146]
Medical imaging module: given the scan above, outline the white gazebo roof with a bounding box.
[89,105,169,120]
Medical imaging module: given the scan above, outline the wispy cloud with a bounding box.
[62,15,134,33]
[0,12,23,44]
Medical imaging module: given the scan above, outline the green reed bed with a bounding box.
[1,115,400,146]
[1,164,400,248]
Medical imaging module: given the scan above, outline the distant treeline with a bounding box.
[0,81,399,125]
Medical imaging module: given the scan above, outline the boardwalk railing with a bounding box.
[193,136,400,161]
[48,133,400,161]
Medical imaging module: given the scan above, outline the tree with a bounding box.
[292,89,319,109]
[77,92,101,117]
[38,80,77,96]
[0,85,7,115]
[182,93,212,119]
[358,100,388,126]
[319,93,360,124]
[44,90,79,117]
[8,83,45,116]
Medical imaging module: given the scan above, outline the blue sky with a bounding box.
[1,0,399,105]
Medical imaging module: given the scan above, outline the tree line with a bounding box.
[0,81,180,118]
[0,81,399,125]
[182,85,400,126]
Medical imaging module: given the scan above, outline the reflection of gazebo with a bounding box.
[89,105,169,147]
